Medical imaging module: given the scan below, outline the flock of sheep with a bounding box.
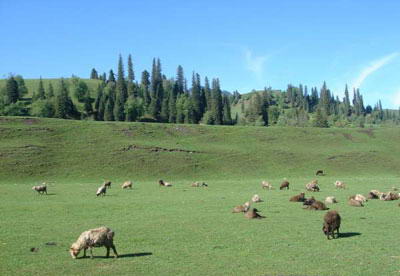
[30,170,400,258]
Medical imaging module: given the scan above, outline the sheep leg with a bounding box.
[89,247,94,259]
[111,244,118,258]
[83,248,87,258]
[106,246,110,257]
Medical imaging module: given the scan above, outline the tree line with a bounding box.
[0,54,399,127]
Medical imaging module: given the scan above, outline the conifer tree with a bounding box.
[94,84,104,120]
[141,70,151,109]
[191,72,202,123]
[90,68,98,79]
[36,77,46,100]
[222,95,232,125]
[5,76,19,104]
[211,78,223,125]
[47,83,55,98]
[108,70,116,82]
[104,96,115,121]
[54,79,77,119]
[204,77,212,111]
[117,54,128,102]
[176,65,185,95]
[127,54,135,82]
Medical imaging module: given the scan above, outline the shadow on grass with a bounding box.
[339,232,361,238]
[45,193,57,196]
[80,252,152,259]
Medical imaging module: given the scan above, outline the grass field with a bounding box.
[1,117,400,275]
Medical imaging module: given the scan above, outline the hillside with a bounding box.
[1,116,399,183]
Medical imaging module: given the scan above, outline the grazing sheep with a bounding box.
[303,196,316,206]
[251,194,263,203]
[280,180,290,190]
[32,184,47,195]
[334,180,346,189]
[306,180,320,192]
[322,210,341,239]
[348,198,363,207]
[244,208,265,219]
[306,200,328,210]
[316,170,324,176]
[232,202,251,213]
[325,196,338,204]
[159,180,172,187]
[191,181,208,187]
[261,181,272,190]
[103,181,112,189]
[70,226,118,259]
[289,192,306,202]
[96,185,107,196]
[121,181,133,189]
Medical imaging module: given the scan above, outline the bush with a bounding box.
[3,101,29,116]
[31,100,55,118]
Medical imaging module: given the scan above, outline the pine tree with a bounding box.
[108,70,116,82]
[191,72,202,123]
[54,79,77,119]
[211,78,223,125]
[222,95,232,125]
[344,84,351,116]
[204,77,212,111]
[94,84,104,120]
[14,75,28,98]
[169,82,178,123]
[149,58,163,119]
[176,65,185,95]
[313,108,329,128]
[117,54,128,102]
[127,54,135,82]
[5,76,19,104]
[141,70,151,109]
[90,68,98,79]
[47,83,55,98]
[104,96,115,121]
[35,77,46,101]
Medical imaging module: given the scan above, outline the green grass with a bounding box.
[1,117,400,275]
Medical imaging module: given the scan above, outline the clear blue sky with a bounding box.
[1,0,400,108]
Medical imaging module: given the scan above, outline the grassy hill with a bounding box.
[1,117,400,275]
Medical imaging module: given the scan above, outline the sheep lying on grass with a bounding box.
[334,180,346,189]
[121,181,133,189]
[289,192,305,202]
[191,181,208,187]
[303,196,316,206]
[323,210,341,239]
[306,180,320,192]
[261,181,272,190]
[305,200,328,210]
[32,184,47,195]
[70,226,118,259]
[244,208,265,219]
[348,198,363,207]
[251,194,263,203]
[159,180,172,187]
[232,202,251,213]
[325,196,338,204]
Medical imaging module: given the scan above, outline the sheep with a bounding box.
[381,191,400,201]
[121,181,133,189]
[70,226,118,259]
[354,194,367,203]
[244,208,265,219]
[191,181,208,187]
[322,210,341,239]
[96,185,107,196]
[306,200,328,210]
[103,181,112,189]
[261,181,272,190]
[232,202,251,213]
[251,194,263,203]
[348,198,363,207]
[32,184,47,195]
[306,180,320,192]
[159,180,172,187]
[367,191,379,199]
[303,196,316,206]
[316,170,324,176]
[289,192,306,202]
[280,179,290,190]
[325,196,338,204]
[334,180,346,189]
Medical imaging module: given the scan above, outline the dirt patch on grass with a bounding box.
[342,133,353,141]
[121,144,203,154]
[23,118,41,125]
[358,128,375,138]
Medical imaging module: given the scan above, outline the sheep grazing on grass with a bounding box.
[32,184,47,195]
[103,181,112,189]
[323,210,341,239]
[325,196,338,204]
[159,180,172,187]
[244,208,265,219]
[191,181,208,187]
[96,185,107,196]
[306,200,328,210]
[261,181,272,190]
[303,196,316,206]
[121,181,133,189]
[306,180,320,192]
[289,192,306,202]
[334,180,346,189]
[348,198,363,207]
[70,226,118,259]
[232,202,251,213]
[316,170,324,176]
[280,180,290,190]
[251,194,263,203]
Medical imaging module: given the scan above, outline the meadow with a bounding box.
[1,117,399,275]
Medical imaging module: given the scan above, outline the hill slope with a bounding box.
[1,117,399,182]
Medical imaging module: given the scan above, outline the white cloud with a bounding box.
[244,49,267,79]
[352,52,399,89]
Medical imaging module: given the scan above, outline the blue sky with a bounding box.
[1,0,400,108]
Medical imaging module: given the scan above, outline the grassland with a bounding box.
[1,117,400,275]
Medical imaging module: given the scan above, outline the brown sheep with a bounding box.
[103,181,112,189]
[303,196,316,206]
[261,181,272,190]
[244,208,265,219]
[70,226,118,259]
[323,210,341,239]
[96,185,107,196]
[348,198,363,207]
[289,192,306,202]
[334,180,346,189]
[121,181,133,189]
[280,180,289,190]
[32,184,47,195]
[306,200,328,210]
[232,202,251,213]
